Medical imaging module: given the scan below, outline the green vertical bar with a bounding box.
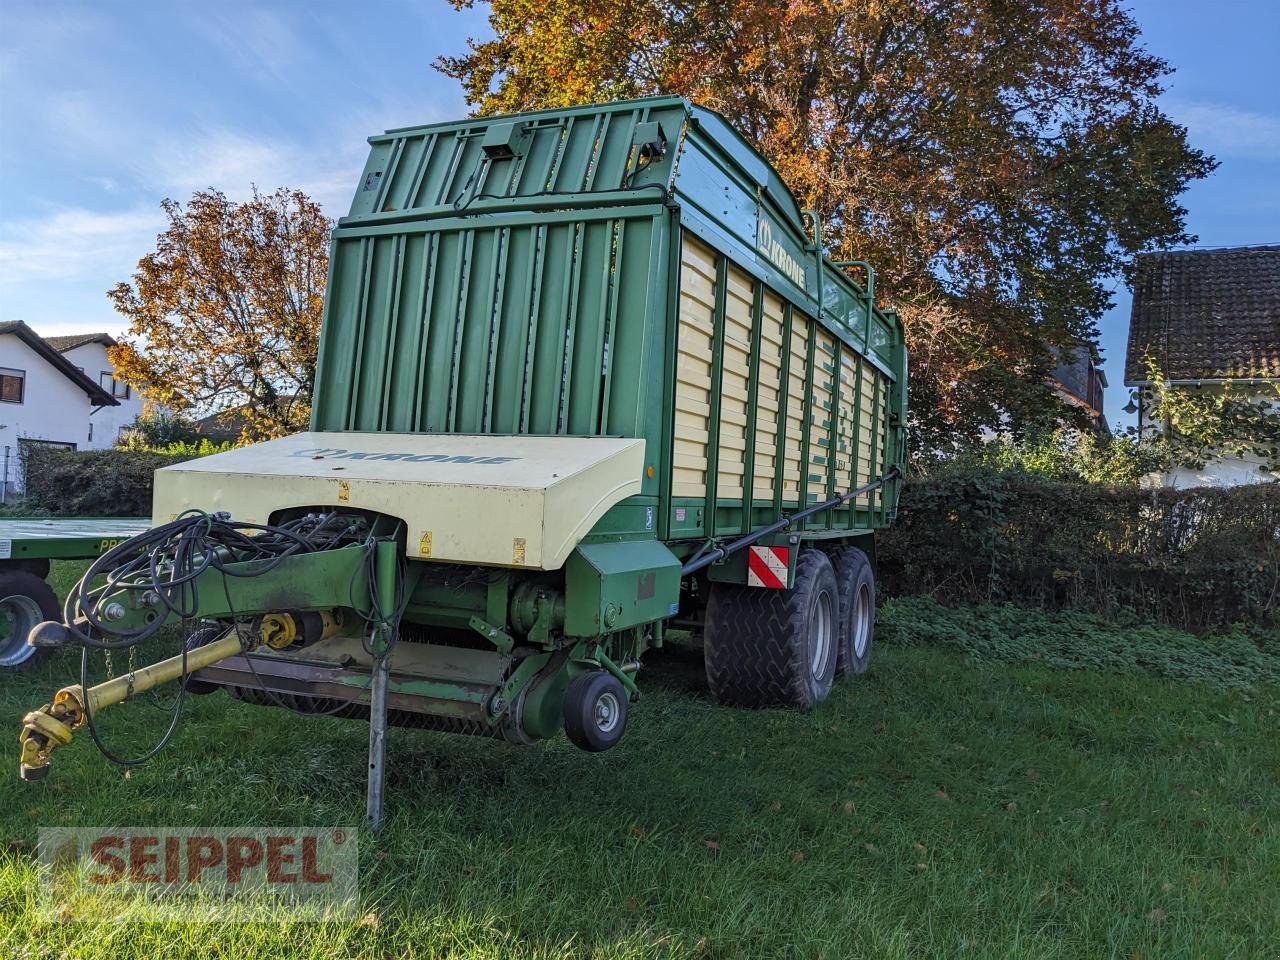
[411,233,440,431]
[657,217,681,541]
[309,232,343,431]
[346,237,374,430]
[557,223,586,433]
[371,139,404,212]
[432,133,466,206]
[519,225,547,432]
[405,134,439,208]
[773,302,793,517]
[481,227,510,432]
[826,339,841,528]
[494,225,536,431]
[545,116,576,192]
[798,316,816,527]
[537,118,572,191]
[578,219,616,434]
[597,220,626,434]
[703,255,728,538]
[376,235,407,431]
[848,355,865,528]
[868,374,882,520]
[527,224,571,431]
[445,231,475,432]
[741,282,764,533]
[581,112,611,190]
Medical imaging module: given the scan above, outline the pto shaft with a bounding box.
[18,630,246,781]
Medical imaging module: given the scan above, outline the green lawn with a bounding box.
[0,563,1276,959]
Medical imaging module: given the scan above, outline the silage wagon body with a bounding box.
[312,96,906,553]
[20,97,906,806]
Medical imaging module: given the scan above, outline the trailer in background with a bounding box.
[0,519,150,667]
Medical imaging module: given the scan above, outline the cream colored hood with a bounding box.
[152,432,646,570]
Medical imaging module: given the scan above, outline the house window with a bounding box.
[19,438,76,459]
[0,367,24,403]
[99,371,130,399]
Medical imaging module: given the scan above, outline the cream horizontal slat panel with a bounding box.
[717,262,754,500]
[674,234,717,498]
[781,311,810,506]
[753,290,786,500]
[674,229,896,520]
[806,329,837,504]
[836,352,858,489]
[855,373,884,505]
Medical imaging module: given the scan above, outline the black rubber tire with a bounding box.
[829,546,875,676]
[0,558,51,580]
[180,625,226,694]
[703,547,839,709]
[0,570,58,669]
[563,671,629,752]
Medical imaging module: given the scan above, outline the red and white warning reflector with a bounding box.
[746,545,790,589]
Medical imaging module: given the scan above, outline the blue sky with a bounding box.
[1,1,1276,427]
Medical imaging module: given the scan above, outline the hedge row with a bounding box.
[877,475,1279,631]
[21,446,1280,631]
[21,446,195,517]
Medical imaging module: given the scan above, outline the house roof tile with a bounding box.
[1125,244,1280,384]
[44,332,116,352]
[0,321,119,405]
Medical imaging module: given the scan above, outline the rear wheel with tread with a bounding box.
[829,546,875,676]
[703,548,839,709]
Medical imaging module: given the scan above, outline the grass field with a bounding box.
[0,563,1276,959]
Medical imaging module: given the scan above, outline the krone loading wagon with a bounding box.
[19,96,907,820]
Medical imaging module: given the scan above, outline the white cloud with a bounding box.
[42,88,368,215]
[146,128,363,213]
[1166,100,1280,160]
[0,205,163,285]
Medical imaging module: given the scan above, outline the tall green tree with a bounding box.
[108,187,331,441]
[439,0,1215,451]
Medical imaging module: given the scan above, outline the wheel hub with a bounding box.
[852,582,871,658]
[0,594,44,666]
[809,590,834,679]
[594,691,621,734]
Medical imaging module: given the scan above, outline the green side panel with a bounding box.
[313,98,688,501]
[314,213,668,481]
[311,94,909,551]
[563,540,681,637]
[351,98,689,220]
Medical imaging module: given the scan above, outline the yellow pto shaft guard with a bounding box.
[18,629,246,781]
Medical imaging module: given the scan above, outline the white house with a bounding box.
[1124,244,1279,487]
[0,321,122,494]
[45,332,148,447]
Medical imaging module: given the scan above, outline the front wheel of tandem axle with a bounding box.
[563,671,629,752]
[0,570,59,669]
[703,548,839,709]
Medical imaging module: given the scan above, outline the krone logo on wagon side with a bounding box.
[756,218,806,288]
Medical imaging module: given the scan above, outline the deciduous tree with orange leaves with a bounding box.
[439,0,1215,453]
[108,187,331,442]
